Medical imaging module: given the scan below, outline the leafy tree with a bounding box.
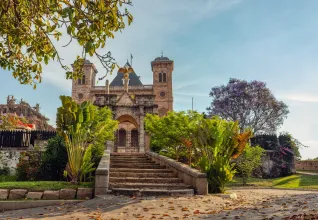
[56,96,117,183]
[39,135,67,181]
[145,111,203,162]
[0,0,133,88]
[235,145,265,185]
[279,132,307,160]
[193,117,252,193]
[207,78,289,134]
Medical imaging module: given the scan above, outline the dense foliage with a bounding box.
[207,78,289,133]
[56,96,117,183]
[193,117,252,193]
[0,113,32,130]
[145,111,203,162]
[145,111,252,193]
[0,0,133,87]
[16,150,42,181]
[39,135,68,181]
[235,145,265,185]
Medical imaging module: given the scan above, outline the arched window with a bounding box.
[159,73,163,82]
[77,75,86,85]
[163,73,167,82]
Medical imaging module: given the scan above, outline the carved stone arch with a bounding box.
[116,114,139,128]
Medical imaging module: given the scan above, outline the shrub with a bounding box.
[235,145,265,185]
[193,117,252,193]
[39,135,68,181]
[16,150,42,181]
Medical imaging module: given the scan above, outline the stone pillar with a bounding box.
[106,140,114,152]
[139,106,145,153]
[126,130,131,152]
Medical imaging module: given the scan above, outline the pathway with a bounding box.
[1,189,318,219]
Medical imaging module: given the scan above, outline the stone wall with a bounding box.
[0,140,47,174]
[0,148,24,174]
[146,152,208,195]
[0,188,93,201]
[296,160,318,171]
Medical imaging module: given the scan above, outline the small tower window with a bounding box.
[163,73,167,82]
[159,73,163,82]
[77,75,86,85]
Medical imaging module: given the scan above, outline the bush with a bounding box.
[16,150,42,181]
[235,145,265,185]
[39,135,68,181]
[0,167,10,176]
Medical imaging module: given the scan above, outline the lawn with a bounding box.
[228,174,318,190]
[0,179,93,191]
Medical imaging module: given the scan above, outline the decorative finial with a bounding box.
[130,54,133,67]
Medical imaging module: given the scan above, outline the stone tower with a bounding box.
[151,56,174,117]
[71,60,98,103]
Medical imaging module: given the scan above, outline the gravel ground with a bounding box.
[1,189,318,220]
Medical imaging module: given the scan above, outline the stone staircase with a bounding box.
[109,153,194,196]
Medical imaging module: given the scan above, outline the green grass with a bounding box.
[0,181,93,191]
[0,175,18,182]
[227,174,318,190]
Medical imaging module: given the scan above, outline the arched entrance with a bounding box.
[115,115,139,152]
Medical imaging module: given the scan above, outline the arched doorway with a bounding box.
[118,129,126,147]
[115,115,139,152]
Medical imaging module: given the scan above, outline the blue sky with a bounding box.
[1,0,318,159]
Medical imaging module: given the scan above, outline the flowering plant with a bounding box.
[0,113,35,130]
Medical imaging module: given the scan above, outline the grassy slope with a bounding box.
[228,174,318,190]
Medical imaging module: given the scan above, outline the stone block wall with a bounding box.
[146,152,208,195]
[296,160,318,171]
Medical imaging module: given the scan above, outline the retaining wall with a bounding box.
[146,152,208,195]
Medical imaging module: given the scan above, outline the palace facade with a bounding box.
[71,55,174,152]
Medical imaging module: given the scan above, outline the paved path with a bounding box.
[1,189,318,219]
[296,171,318,175]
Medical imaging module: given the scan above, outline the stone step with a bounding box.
[110,161,155,165]
[110,158,151,161]
[111,153,145,156]
[110,172,176,178]
[109,182,192,190]
[110,157,149,161]
[110,155,146,159]
[111,188,194,197]
[110,168,173,173]
[110,164,166,169]
[109,177,183,183]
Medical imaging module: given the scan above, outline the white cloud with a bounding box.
[280,94,318,102]
[40,0,243,89]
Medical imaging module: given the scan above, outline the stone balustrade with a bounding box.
[94,149,110,195]
[146,152,208,195]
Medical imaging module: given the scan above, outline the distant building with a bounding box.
[0,95,54,130]
[71,55,174,153]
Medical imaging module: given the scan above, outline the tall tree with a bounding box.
[207,78,289,133]
[0,0,133,88]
